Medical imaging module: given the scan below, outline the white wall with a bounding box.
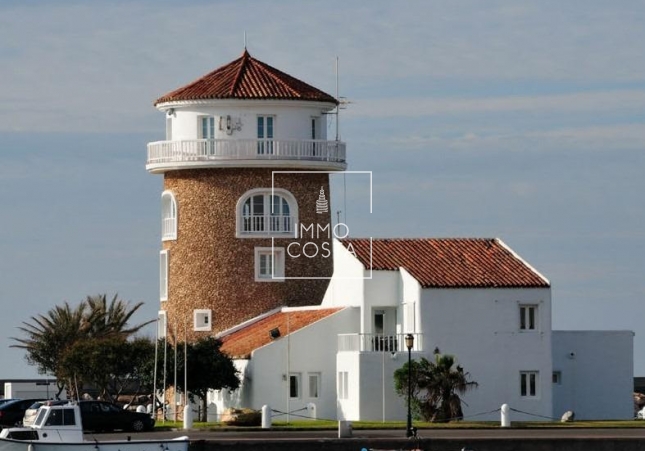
[168,101,334,142]
[552,330,634,420]
[238,307,359,421]
[420,287,553,421]
[322,240,365,308]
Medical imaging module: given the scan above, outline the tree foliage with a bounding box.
[158,336,240,421]
[11,294,154,399]
[394,350,478,422]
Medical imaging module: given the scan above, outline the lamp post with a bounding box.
[405,333,414,438]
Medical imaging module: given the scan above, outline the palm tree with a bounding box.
[84,294,154,339]
[420,352,478,422]
[11,294,154,398]
[394,349,478,422]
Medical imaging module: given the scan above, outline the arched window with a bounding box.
[161,191,177,241]
[236,189,298,237]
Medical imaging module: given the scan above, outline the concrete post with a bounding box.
[183,404,193,429]
[338,420,352,438]
[261,404,271,429]
[307,402,317,420]
[501,403,510,427]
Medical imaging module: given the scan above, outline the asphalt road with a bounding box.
[85,427,645,442]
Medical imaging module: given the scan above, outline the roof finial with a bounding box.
[244,31,247,50]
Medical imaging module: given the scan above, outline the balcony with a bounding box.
[337,333,423,353]
[146,139,347,173]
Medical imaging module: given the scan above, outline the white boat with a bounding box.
[0,403,189,451]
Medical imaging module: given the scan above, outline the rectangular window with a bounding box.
[552,371,562,385]
[289,373,301,399]
[519,305,538,331]
[338,371,349,400]
[200,116,216,154]
[520,371,539,397]
[165,117,172,141]
[257,115,275,154]
[255,247,285,282]
[160,250,168,301]
[194,309,212,332]
[308,373,320,398]
[157,310,167,339]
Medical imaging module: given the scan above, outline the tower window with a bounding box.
[255,247,285,282]
[161,191,177,241]
[158,310,167,339]
[519,305,538,331]
[257,115,274,154]
[194,309,212,332]
[237,189,298,237]
[160,250,168,301]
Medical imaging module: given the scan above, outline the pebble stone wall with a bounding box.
[161,167,334,341]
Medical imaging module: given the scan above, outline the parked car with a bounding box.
[23,400,69,426]
[78,400,155,432]
[0,399,44,427]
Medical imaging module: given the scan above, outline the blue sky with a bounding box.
[1,1,645,378]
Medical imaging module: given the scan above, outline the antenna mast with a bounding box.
[335,56,339,141]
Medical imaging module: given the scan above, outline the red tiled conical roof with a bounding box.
[155,50,338,106]
[341,238,550,289]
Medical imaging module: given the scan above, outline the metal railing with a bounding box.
[337,333,422,353]
[147,139,346,165]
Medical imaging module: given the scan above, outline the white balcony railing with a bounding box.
[337,333,422,353]
[241,214,295,234]
[147,139,346,167]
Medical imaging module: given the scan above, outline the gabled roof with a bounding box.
[341,238,549,289]
[219,308,342,359]
[155,50,338,106]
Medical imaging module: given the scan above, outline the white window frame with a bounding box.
[519,304,538,331]
[338,371,349,400]
[520,371,539,398]
[161,191,177,241]
[308,373,321,399]
[157,310,167,339]
[236,188,298,238]
[289,373,301,399]
[257,115,275,155]
[160,250,168,301]
[255,247,285,282]
[193,309,212,332]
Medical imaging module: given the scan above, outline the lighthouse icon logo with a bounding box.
[316,186,329,214]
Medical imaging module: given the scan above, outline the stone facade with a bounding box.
[161,167,333,341]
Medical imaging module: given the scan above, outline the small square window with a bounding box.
[255,247,285,282]
[194,309,212,332]
[308,373,320,398]
[552,371,562,385]
[520,371,539,398]
[289,373,301,399]
[519,305,538,331]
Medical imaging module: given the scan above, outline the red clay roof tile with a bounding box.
[341,238,549,289]
[155,50,338,106]
[220,308,342,359]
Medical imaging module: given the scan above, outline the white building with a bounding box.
[214,238,633,421]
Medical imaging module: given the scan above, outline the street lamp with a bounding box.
[405,333,415,438]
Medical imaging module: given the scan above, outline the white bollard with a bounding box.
[501,403,510,428]
[338,420,352,438]
[307,402,317,420]
[183,404,193,430]
[261,404,271,429]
